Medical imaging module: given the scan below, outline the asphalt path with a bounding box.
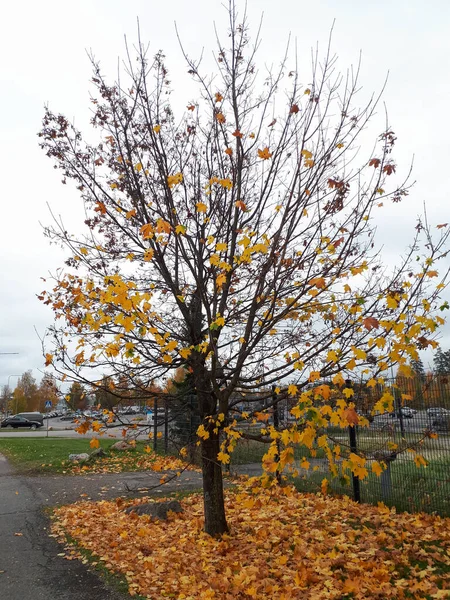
[0,455,203,599]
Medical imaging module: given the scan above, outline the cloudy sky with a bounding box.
[1,0,449,388]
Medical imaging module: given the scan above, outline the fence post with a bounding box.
[346,379,360,503]
[272,386,281,484]
[348,424,361,502]
[153,396,158,452]
[164,397,169,454]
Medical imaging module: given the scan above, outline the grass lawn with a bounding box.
[0,438,118,473]
[51,482,450,599]
[0,437,198,475]
[294,456,450,517]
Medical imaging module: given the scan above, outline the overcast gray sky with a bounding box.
[1,0,449,387]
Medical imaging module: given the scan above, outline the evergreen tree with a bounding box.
[411,357,426,381]
[434,348,450,375]
[410,357,426,406]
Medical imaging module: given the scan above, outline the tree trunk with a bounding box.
[201,432,228,536]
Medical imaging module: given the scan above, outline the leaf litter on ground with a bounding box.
[51,478,450,599]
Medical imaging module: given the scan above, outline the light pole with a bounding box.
[7,375,20,415]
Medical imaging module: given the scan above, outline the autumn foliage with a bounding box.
[52,482,450,599]
[39,1,449,534]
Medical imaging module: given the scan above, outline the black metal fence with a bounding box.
[227,375,450,517]
[146,376,450,516]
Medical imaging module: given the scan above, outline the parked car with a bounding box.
[427,407,450,417]
[389,407,414,419]
[1,415,44,430]
[402,406,417,414]
[60,412,77,421]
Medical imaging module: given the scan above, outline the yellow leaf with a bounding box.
[90,438,100,449]
[414,454,428,468]
[216,242,227,252]
[332,372,345,386]
[352,346,367,360]
[327,350,339,363]
[346,358,356,370]
[309,371,320,383]
[175,224,187,235]
[135,162,143,172]
[167,172,183,188]
[196,202,207,213]
[372,461,384,477]
[153,124,161,133]
[217,451,230,464]
[179,347,191,359]
[216,272,226,289]
[300,457,310,470]
[386,295,398,309]
[143,249,154,261]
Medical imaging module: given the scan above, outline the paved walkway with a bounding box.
[0,454,328,599]
[0,455,203,599]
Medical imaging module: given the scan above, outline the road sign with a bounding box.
[45,400,52,409]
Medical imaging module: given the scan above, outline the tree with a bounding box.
[0,385,11,415]
[38,373,60,411]
[12,371,39,413]
[433,348,450,375]
[39,2,449,535]
[94,375,120,410]
[66,382,87,411]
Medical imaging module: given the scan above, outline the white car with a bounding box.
[427,407,450,417]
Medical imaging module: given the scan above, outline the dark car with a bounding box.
[60,412,77,421]
[1,415,43,430]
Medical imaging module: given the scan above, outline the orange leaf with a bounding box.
[94,202,107,214]
[224,147,233,156]
[90,438,100,449]
[343,407,359,426]
[214,92,223,103]
[258,147,272,160]
[232,129,243,138]
[216,112,226,124]
[235,200,246,211]
[369,158,381,168]
[309,276,326,289]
